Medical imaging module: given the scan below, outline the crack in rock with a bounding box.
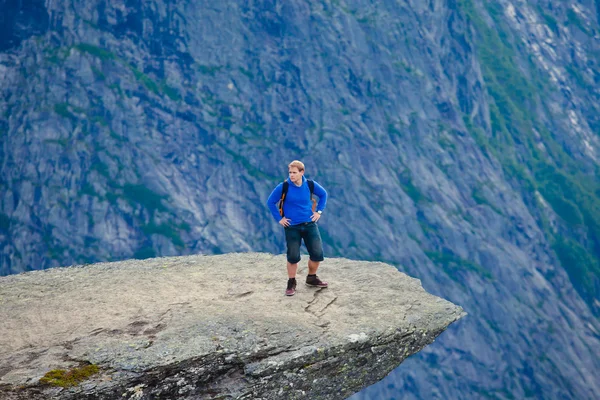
[304,289,338,318]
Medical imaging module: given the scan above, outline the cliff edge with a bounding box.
[0,253,464,399]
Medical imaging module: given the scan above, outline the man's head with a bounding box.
[288,160,305,185]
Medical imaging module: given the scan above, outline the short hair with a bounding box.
[288,160,305,172]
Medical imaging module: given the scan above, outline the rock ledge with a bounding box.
[0,253,464,399]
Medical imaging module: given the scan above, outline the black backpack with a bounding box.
[278,179,316,217]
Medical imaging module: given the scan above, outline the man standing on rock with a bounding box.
[267,160,328,296]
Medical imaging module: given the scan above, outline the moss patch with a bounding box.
[39,364,100,387]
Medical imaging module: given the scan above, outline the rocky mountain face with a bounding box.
[1,0,599,399]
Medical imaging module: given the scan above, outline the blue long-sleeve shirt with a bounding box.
[267,176,327,225]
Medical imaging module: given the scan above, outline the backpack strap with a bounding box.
[307,179,314,195]
[278,181,289,217]
[307,179,317,212]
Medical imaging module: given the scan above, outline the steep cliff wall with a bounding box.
[1,0,599,399]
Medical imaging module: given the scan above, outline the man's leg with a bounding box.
[288,262,299,278]
[284,226,302,296]
[308,259,320,275]
[304,223,327,288]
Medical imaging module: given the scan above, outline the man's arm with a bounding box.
[266,183,284,222]
[313,181,327,212]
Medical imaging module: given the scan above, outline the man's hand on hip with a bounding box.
[311,212,322,222]
[279,217,292,227]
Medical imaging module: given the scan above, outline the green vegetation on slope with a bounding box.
[426,251,493,283]
[74,43,180,101]
[44,42,188,253]
[459,0,600,313]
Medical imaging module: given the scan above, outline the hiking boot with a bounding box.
[305,275,328,288]
[285,278,297,296]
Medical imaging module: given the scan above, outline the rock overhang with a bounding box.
[0,253,465,399]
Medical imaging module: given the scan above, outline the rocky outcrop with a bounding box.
[0,253,464,399]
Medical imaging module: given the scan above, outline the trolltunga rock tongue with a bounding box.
[0,253,464,399]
